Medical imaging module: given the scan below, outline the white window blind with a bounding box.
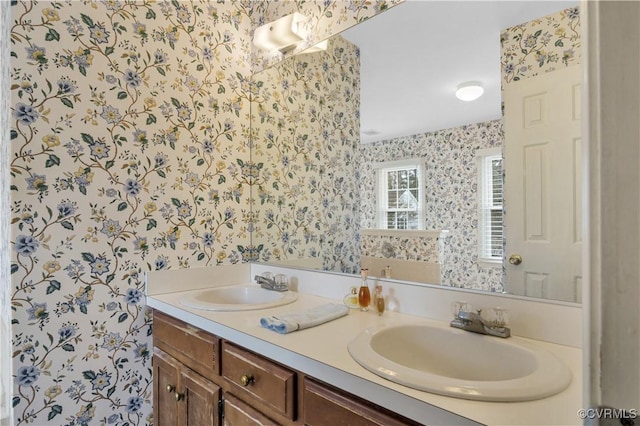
[477,148,503,262]
[375,160,424,230]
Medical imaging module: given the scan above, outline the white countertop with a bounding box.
[147,286,582,426]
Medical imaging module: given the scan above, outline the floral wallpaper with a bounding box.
[9,1,254,424]
[360,232,443,264]
[360,121,504,292]
[501,5,581,85]
[9,1,394,424]
[251,36,361,274]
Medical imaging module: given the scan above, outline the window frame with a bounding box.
[374,159,425,230]
[477,147,504,265]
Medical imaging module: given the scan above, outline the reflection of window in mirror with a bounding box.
[477,147,503,264]
[375,159,424,230]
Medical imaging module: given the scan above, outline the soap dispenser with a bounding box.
[358,268,371,311]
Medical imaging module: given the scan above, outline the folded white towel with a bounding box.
[260,303,349,334]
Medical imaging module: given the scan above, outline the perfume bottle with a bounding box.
[374,284,385,316]
[343,287,359,309]
[358,268,371,311]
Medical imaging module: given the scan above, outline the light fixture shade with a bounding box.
[455,81,484,102]
[253,13,307,53]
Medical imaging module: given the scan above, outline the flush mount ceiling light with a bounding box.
[455,81,484,102]
[253,13,308,53]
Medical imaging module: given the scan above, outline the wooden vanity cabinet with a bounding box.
[152,310,422,426]
[153,347,221,426]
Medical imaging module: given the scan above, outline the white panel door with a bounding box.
[504,65,582,302]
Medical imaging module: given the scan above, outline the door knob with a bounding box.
[509,254,523,265]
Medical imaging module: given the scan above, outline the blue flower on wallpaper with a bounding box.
[101,219,122,237]
[89,24,110,44]
[125,288,143,305]
[89,256,110,275]
[125,69,142,87]
[177,202,192,218]
[126,396,144,414]
[58,323,78,340]
[100,105,121,124]
[13,102,40,126]
[154,256,168,270]
[125,178,142,196]
[57,77,76,94]
[203,232,214,247]
[90,371,112,391]
[14,235,39,255]
[57,201,76,217]
[153,49,168,64]
[101,332,123,351]
[16,365,41,386]
[89,141,110,159]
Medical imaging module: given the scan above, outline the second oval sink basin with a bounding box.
[180,284,297,311]
[348,323,571,402]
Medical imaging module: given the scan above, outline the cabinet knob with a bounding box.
[166,384,175,393]
[175,392,185,402]
[240,374,254,386]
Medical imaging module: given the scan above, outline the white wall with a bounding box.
[586,0,640,412]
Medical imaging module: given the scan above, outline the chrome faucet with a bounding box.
[254,275,288,292]
[450,308,511,338]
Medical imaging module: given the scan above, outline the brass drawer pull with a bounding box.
[175,392,185,402]
[166,384,175,393]
[240,374,254,386]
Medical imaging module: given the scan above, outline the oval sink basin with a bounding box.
[180,284,297,311]
[348,323,571,402]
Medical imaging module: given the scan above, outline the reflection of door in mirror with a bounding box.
[504,65,582,302]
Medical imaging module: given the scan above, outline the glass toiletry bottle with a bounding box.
[343,287,359,309]
[374,284,385,316]
[384,265,392,279]
[358,268,371,311]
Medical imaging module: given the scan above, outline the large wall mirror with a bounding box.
[249,1,582,304]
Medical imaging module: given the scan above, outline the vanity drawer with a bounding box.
[221,341,296,420]
[153,310,220,381]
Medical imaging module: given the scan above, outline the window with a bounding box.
[477,148,503,263]
[375,160,424,230]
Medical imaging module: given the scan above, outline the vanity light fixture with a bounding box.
[253,13,308,53]
[455,81,484,102]
[302,40,328,53]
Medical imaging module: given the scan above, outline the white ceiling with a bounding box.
[341,1,578,143]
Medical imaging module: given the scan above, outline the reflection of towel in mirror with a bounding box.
[260,303,349,334]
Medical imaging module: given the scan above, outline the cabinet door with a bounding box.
[180,366,221,426]
[153,348,180,426]
[223,393,280,426]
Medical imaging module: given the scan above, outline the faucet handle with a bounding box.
[450,301,470,318]
[486,307,510,327]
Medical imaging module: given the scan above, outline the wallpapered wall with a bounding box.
[251,36,361,273]
[501,5,581,85]
[360,120,504,292]
[8,1,393,424]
